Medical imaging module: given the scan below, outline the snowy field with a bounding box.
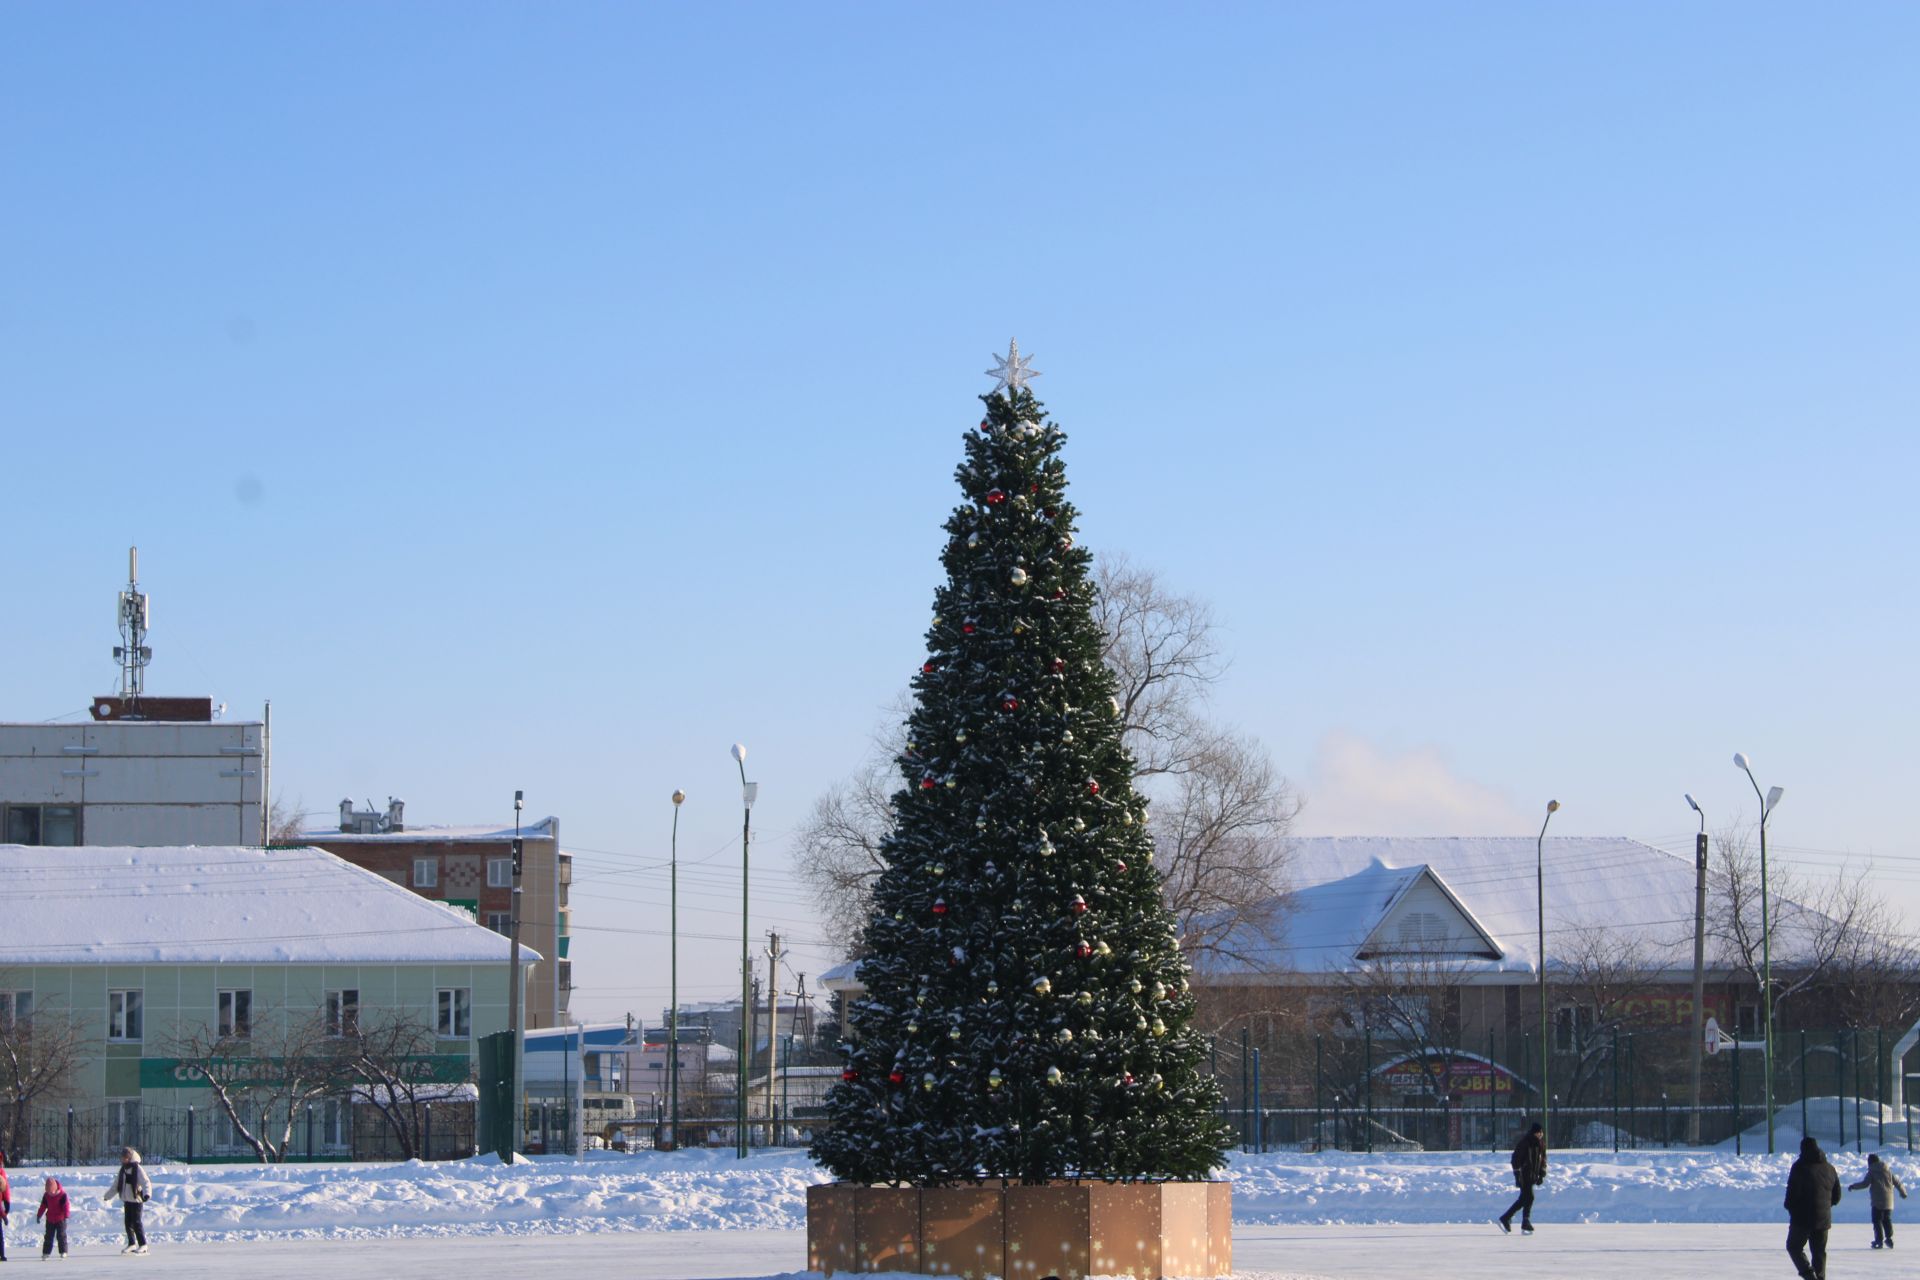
[2,1144,1911,1276]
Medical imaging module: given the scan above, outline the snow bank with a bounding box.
[6,1144,1915,1244]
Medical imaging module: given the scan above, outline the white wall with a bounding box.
[0,720,263,846]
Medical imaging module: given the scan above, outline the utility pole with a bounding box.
[765,932,785,1145]
[505,789,525,1156]
[1685,795,1709,1144]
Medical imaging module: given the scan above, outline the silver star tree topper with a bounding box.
[985,338,1040,394]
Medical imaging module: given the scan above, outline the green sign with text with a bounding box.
[138,1054,470,1090]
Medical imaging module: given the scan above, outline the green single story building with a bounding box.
[0,844,537,1162]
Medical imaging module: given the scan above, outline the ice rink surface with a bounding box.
[22,1222,1870,1280]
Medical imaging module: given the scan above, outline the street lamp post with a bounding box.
[504,788,525,1159]
[1734,752,1785,1155]
[669,788,685,1151]
[1537,799,1560,1148]
[1684,794,1710,1145]
[732,743,758,1159]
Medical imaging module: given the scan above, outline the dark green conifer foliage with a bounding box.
[811,384,1231,1185]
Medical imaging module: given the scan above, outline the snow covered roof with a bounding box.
[300,817,558,843]
[1196,836,1841,983]
[0,845,543,966]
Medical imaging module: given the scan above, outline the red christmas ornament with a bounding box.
[979,420,990,432]
[985,489,1007,505]
[1050,657,1066,673]
[1074,941,1093,959]
[1087,779,1101,795]
[1002,696,1021,712]
[889,1069,906,1086]
[1044,509,1057,519]
[962,623,976,635]
[842,1068,859,1083]
[932,899,949,916]
[922,661,936,674]
[1070,895,1088,915]
[1115,861,1127,874]
[1052,588,1066,601]
[1030,483,1040,494]
[1122,1072,1135,1087]
[920,776,936,791]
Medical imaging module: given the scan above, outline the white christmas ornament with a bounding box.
[1010,567,1029,586]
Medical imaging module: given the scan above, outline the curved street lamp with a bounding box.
[1734,752,1785,1154]
[1538,799,1560,1148]
[732,744,758,1159]
[669,788,685,1151]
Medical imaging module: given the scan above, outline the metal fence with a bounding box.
[2,1102,477,1167]
[1209,1023,1919,1154]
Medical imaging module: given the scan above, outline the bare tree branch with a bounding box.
[0,985,88,1159]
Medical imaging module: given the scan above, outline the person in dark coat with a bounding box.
[1785,1135,1843,1280]
[1847,1152,1907,1249]
[1497,1122,1547,1234]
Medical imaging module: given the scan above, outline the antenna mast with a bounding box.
[115,546,152,702]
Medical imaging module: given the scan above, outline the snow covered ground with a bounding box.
[6,1143,1916,1245]
[3,1143,1911,1276]
[0,1225,1892,1280]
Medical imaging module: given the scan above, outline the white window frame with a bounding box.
[0,989,31,1028]
[413,857,439,888]
[487,858,513,888]
[485,910,512,936]
[218,988,252,1039]
[108,989,143,1042]
[325,988,359,1038]
[436,987,472,1039]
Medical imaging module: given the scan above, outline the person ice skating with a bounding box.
[1496,1122,1547,1234]
[1848,1153,1907,1250]
[34,1177,69,1260]
[103,1146,151,1254]
[1785,1135,1843,1280]
[1,1146,11,1262]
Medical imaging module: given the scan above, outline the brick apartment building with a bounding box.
[304,802,572,1029]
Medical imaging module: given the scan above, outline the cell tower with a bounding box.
[115,546,152,700]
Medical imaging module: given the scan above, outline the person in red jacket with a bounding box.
[35,1176,71,1259]
[1,1147,12,1262]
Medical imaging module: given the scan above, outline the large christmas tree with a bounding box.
[813,344,1231,1186]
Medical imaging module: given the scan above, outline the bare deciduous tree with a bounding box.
[1335,945,1474,1103]
[1706,826,1911,1027]
[793,556,1297,959]
[0,987,88,1161]
[170,1007,338,1163]
[338,1008,462,1160]
[1550,927,1660,1113]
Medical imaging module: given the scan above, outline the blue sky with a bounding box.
[4,4,1917,1023]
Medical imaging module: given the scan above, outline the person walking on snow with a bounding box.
[0,1147,12,1262]
[1497,1122,1547,1234]
[1848,1153,1907,1250]
[103,1146,152,1254]
[1786,1135,1843,1280]
[34,1176,70,1260]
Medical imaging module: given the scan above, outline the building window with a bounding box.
[109,989,143,1042]
[105,1099,142,1154]
[1554,1004,1595,1052]
[0,990,32,1028]
[437,988,471,1039]
[326,989,359,1037]
[1735,1002,1760,1039]
[219,989,252,1039]
[487,858,513,888]
[558,960,573,991]
[3,804,81,846]
[413,858,439,889]
[485,911,512,936]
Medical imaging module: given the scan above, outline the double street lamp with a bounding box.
[1734,751,1785,1155]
